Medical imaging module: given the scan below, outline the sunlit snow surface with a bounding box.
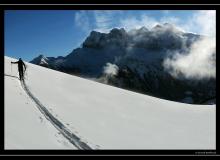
[5,56,216,149]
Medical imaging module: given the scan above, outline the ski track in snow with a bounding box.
[18,78,93,150]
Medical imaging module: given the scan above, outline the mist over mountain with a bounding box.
[30,23,216,104]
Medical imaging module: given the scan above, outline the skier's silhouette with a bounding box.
[11,58,26,81]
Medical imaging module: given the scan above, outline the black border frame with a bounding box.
[0,3,218,156]
[0,0,219,5]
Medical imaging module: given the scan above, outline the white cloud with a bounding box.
[163,37,216,79]
[103,63,119,76]
[74,10,216,37]
[119,14,159,31]
[195,10,216,37]
[159,10,216,37]
[162,10,216,79]
[119,14,183,32]
[74,11,90,33]
[93,10,123,33]
[118,10,216,37]
[94,11,168,33]
[181,10,216,37]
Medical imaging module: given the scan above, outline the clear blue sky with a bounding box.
[4,10,214,61]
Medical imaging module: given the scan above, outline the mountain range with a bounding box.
[30,23,216,104]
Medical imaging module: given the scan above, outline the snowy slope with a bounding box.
[5,56,216,149]
[4,57,76,149]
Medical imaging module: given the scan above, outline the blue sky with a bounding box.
[4,10,215,61]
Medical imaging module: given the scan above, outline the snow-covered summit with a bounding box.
[30,54,49,65]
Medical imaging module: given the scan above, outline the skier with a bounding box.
[11,58,27,81]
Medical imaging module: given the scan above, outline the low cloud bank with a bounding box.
[163,37,216,79]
